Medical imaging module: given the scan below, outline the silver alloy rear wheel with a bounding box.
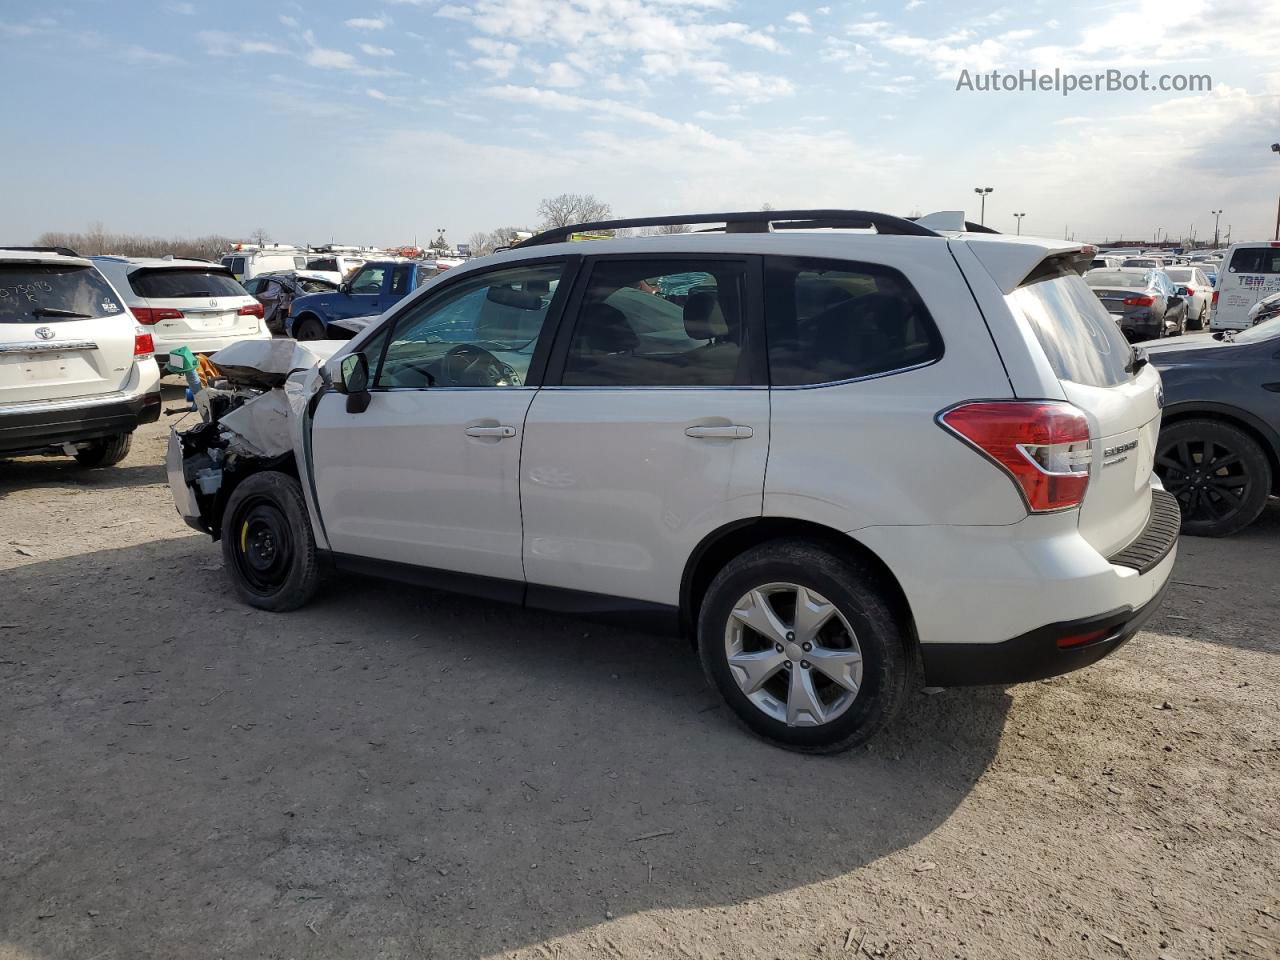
[723,582,863,727]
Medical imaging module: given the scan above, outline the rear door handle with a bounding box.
[685,425,753,440]
[465,425,517,438]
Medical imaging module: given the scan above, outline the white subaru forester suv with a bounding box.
[168,210,1178,752]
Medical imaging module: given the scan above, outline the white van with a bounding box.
[220,244,309,282]
[1211,241,1280,331]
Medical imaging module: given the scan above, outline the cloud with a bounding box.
[279,14,298,27]
[484,85,728,146]
[541,61,584,87]
[360,43,396,57]
[122,44,181,65]
[785,11,812,33]
[366,88,391,100]
[437,0,792,99]
[345,16,388,31]
[469,36,520,77]
[164,1,196,14]
[301,30,398,75]
[200,30,283,56]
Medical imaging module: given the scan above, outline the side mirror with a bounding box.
[338,352,371,414]
[339,279,352,296]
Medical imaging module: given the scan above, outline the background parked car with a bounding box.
[91,256,271,366]
[241,271,338,335]
[1146,316,1280,536]
[1084,267,1187,341]
[1163,266,1213,329]
[0,247,160,466]
[1211,241,1280,331]
[1121,256,1165,269]
[220,244,308,282]
[287,259,441,340]
[304,254,366,285]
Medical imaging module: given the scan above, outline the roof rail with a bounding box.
[2,245,81,257]
[514,209,940,248]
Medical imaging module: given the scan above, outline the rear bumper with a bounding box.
[0,389,161,453]
[919,577,1170,685]
[154,328,272,362]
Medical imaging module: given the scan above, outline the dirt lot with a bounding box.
[2,387,1278,960]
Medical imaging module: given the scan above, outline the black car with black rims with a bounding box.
[1145,319,1280,536]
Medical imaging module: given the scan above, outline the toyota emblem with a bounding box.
[34,326,55,340]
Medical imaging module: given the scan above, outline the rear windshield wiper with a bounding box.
[31,307,93,319]
[1125,346,1148,375]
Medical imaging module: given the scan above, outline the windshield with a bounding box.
[1233,314,1280,344]
[129,268,247,299]
[1009,263,1133,387]
[0,263,125,324]
[1087,271,1146,287]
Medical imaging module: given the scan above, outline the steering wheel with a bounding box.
[442,343,519,387]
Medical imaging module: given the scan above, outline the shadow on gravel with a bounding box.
[1,537,1010,960]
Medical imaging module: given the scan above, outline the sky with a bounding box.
[3,0,1279,248]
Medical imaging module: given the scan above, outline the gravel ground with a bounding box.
[2,388,1278,960]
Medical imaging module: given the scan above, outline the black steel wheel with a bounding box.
[220,471,321,610]
[1156,419,1272,537]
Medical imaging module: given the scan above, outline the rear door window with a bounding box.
[1008,261,1133,387]
[560,259,753,387]
[0,264,125,323]
[1227,247,1280,275]
[128,268,247,299]
[309,258,338,272]
[762,256,942,385]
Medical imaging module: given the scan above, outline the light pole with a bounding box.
[973,186,994,225]
[1272,144,1280,241]
[1013,212,1026,235]
[1211,209,1223,249]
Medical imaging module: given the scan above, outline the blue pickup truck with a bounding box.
[286,260,441,340]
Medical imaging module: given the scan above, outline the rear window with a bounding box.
[308,257,338,272]
[1227,247,1280,275]
[1165,268,1192,282]
[1087,271,1145,287]
[129,268,247,299]
[1122,259,1158,267]
[0,263,124,324]
[1008,262,1133,387]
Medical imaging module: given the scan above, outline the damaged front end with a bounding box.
[166,339,339,537]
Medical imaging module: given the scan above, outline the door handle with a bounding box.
[465,425,517,438]
[685,424,753,440]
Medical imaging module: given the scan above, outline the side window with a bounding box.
[230,257,246,277]
[350,265,385,295]
[391,264,412,296]
[309,258,337,272]
[293,256,307,269]
[1228,248,1280,275]
[241,277,264,295]
[376,261,566,389]
[763,257,943,386]
[561,259,750,387]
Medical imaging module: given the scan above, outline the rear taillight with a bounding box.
[939,401,1093,513]
[132,306,184,325]
[238,302,264,319]
[1212,290,1220,308]
[1184,286,1195,296]
[133,327,154,357]
[1123,295,1155,306]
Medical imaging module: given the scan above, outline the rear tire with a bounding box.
[294,316,325,342]
[697,540,910,753]
[220,470,321,611]
[1156,419,1272,537]
[1190,305,1206,331]
[74,432,132,468]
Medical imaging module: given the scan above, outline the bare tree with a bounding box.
[536,193,612,230]
[35,224,233,261]
[249,227,271,246]
[655,223,692,234]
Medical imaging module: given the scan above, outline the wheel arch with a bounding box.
[1160,402,1280,495]
[206,453,301,541]
[679,517,920,661]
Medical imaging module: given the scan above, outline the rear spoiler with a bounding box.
[962,239,1097,294]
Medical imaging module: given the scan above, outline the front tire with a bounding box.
[697,540,910,753]
[74,432,132,468]
[220,471,321,610]
[1156,419,1272,537]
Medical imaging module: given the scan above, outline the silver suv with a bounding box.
[169,210,1178,752]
